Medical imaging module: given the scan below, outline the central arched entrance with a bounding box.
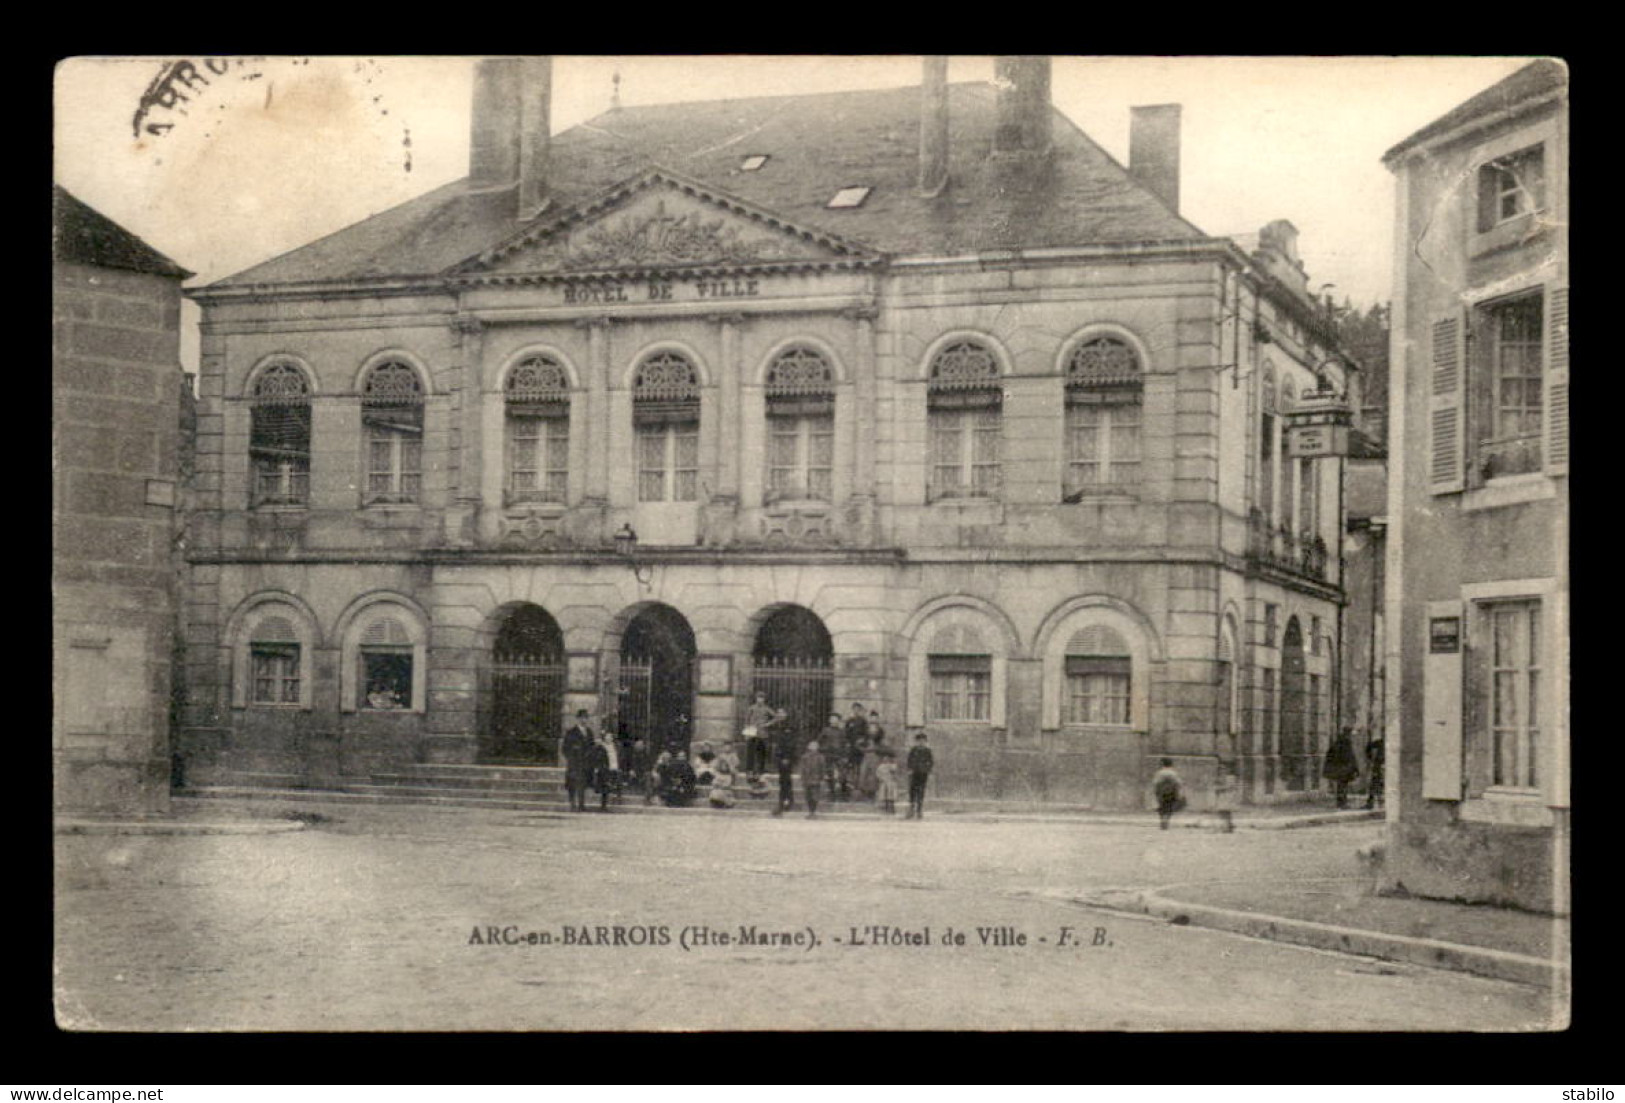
[1280,616,1309,790]
[750,604,835,745]
[618,603,697,754]
[485,603,566,764]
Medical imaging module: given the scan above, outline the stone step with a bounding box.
[367,772,569,794]
[394,763,566,781]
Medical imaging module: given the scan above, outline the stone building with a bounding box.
[53,186,193,815]
[179,57,1354,809]
[1381,59,1568,911]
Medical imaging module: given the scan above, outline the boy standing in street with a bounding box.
[1152,757,1184,830]
[905,732,934,820]
[800,740,825,819]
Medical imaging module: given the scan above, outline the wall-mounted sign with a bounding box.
[1429,617,1461,654]
[1287,423,1349,457]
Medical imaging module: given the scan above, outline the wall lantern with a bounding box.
[613,523,654,587]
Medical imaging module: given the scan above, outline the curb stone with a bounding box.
[55,818,306,837]
[1090,886,1566,988]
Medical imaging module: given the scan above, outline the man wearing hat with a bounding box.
[562,709,594,813]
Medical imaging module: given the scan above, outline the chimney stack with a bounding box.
[1129,104,1181,213]
[518,56,553,221]
[469,58,521,191]
[468,56,552,220]
[918,56,950,197]
[992,56,1052,156]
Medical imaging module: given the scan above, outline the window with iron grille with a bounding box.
[250,362,311,507]
[1064,336,1143,497]
[927,341,1002,501]
[1477,145,1546,232]
[928,654,991,721]
[362,362,424,504]
[633,352,700,503]
[505,355,570,503]
[764,346,835,501]
[1063,625,1132,725]
[248,612,301,706]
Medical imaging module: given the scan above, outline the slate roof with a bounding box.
[209,82,1207,289]
[53,186,192,279]
[1383,58,1567,163]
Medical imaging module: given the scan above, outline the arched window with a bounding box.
[927,340,1002,500]
[362,361,425,504]
[764,346,835,502]
[1063,625,1132,725]
[633,351,700,503]
[1064,335,1143,496]
[505,355,570,503]
[250,362,311,507]
[927,621,993,721]
[340,599,428,713]
[231,596,317,710]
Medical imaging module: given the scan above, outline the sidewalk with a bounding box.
[1084,876,1570,988]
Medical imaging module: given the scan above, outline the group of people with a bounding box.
[557,697,936,819]
[1322,727,1386,810]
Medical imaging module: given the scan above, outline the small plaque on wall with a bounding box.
[566,653,599,693]
[1428,617,1461,654]
[697,654,733,696]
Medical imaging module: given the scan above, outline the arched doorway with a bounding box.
[1280,616,1309,790]
[750,605,834,746]
[486,604,566,764]
[618,603,697,755]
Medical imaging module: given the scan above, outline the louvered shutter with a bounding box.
[1429,314,1467,494]
[1545,283,1569,475]
[1421,600,1465,800]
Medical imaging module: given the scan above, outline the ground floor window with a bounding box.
[360,648,413,710]
[929,655,991,721]
[1486,599,1541,789]
[1065,657,1131,725]
[251,644,301,705]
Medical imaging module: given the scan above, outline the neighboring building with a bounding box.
[1381,59,1568,912]
[53,186,193,816]
[1341,424,1387,769]
[179,57,1354,809]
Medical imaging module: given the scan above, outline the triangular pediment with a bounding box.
[453,168,879,278]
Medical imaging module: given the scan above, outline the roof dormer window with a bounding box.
[740,154,770,171]
[826,186,872,209]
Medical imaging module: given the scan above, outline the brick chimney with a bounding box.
[992,56,1052,156]
[918,56,950,197]
[468,56,552,220]
[1129,104,1181,213]
[469,58,521,191]
[517,57,552,221]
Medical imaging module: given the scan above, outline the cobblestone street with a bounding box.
[54,802,1558,1032]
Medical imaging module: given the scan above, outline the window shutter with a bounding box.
[1428,314,1467,494]
[1421,599,1465,800]
[1545,283,1569,475]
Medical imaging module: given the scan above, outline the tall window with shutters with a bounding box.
[1486,599,1542,791]
[764,346,835,502]
[1259,364,1278,520]
[1429,283,1569,493]
[633,352,700,503]
[927,340,1002,501]
[1064,336,1142,497]
[505,355,570,503]
[1063,625,1132,726]
[250,362,311,507]
[362,362,424,504]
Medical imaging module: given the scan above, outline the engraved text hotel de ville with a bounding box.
[51,56,1568,1031]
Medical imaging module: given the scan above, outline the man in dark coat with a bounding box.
[562,709,593,813]
[841,702,868,801]
[905,732,934,820]
[1363,734,1386,809]
[661,751,697,807]
[770,719,800,816]
[1324,728,1361,809]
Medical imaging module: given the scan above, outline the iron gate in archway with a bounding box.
[750,655,834,746]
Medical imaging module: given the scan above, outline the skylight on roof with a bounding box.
[740,154,770,171]
[827,186,872,209]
